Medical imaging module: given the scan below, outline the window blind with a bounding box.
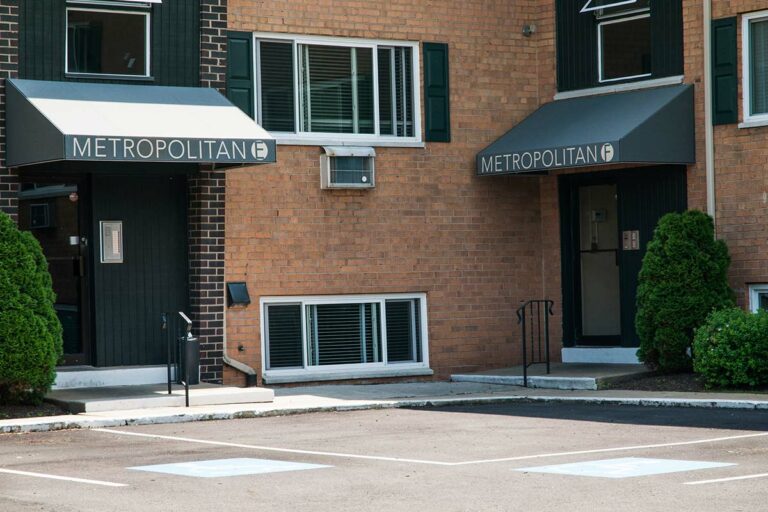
[751,20,768,115]
[266,304,303,368]
[259,41,296,132]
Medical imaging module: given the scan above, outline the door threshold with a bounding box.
[562,347,640,364]
[53,365,174,390]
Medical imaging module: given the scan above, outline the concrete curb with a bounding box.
[3,394,768,434]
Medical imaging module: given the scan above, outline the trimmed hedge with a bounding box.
[0,211,62,404]
[636,210,734,372]
[693,308,768,389]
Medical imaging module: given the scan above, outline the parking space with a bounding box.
[1,403,767,511]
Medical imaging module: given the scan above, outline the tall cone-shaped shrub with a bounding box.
[636,210,733,372]
[0,211,62,403]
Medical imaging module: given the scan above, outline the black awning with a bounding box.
[6,79,276,168]
[477,84,694,176]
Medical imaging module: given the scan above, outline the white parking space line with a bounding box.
[94,428,768,468]
[455,432,768,466]
[92,429,455,466]
[0,468,128,487]
[685,473,768,486]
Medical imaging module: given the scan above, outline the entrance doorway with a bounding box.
[18,179,92,365]
[560,166,687,348]
[19,172,189,368]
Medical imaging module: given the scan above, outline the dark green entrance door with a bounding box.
[91,174,188,366]
[560,166,687,347]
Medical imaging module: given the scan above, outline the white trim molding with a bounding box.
[554,75,684,100]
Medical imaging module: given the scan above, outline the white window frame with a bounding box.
[65,6,152,78]
[741,11,768,127]
[749,284,768,312]
[253,32,423,147]
[260,293,431,384]
[597,12,652,83]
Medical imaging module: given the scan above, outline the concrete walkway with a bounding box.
[3,381,768,434]
[452,363,651,390]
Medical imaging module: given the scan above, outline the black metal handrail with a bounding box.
[516,299,554,388]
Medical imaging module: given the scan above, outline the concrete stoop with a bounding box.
[46,383,274,413]
[451,363,652,391]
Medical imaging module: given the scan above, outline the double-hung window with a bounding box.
[743,11,768,124]
[66,1,152,78]
[262,294,430,383]
[254,34,421,144]
[596,0,651,83]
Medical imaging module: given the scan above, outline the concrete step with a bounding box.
[451,363,651,391]
[46,383,274,413]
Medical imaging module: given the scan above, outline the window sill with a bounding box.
[263,366,434,384]
[275,137,425,149]
[554,75,684,100]
[65,73,155,82]
[738,118,768,129]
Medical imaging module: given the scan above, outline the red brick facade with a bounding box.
[222,0,768,385]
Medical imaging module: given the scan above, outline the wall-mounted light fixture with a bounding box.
[226,282,251,307]
[522,23,536,37]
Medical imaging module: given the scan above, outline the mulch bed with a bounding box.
[605,372,768,394]
[0,403,67,421]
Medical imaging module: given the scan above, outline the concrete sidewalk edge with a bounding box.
[3,394,768,434]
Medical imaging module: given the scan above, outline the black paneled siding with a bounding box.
[556,0,683,92]
[92,174,188,367]
[19,0,200,86]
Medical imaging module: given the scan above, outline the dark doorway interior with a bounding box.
[19,178,92,365]
[560,166,687,348]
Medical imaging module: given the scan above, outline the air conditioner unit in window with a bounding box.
[320,146,376,189]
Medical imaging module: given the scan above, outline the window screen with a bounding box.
[266,304,303,368]
[259,41,296,132]
[600,15,651,81]
[385,299,421,362]
[67,9,148,76]
[306,303,382,366]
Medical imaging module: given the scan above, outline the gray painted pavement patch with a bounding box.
[129,458,331,478]
[516,457,735,479]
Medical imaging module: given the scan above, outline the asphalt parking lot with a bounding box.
[1,403,767,512]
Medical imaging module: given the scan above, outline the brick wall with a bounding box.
[224,0,548,383]
[0,0,18,221]
[711,1,768,308]
[190,0,227,382]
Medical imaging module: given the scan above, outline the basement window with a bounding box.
[262,294,430,383]
[66,6,151,77]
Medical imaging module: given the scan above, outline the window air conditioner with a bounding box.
[320,146,376,189]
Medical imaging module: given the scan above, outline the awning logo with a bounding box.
[601,143,615,163]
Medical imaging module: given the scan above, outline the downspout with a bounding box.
[222,288,259,387]
[704,0,716,223]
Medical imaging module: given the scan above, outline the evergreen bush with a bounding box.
[693,308,768,389]
[0,211,62,404]
[635,210,733,372]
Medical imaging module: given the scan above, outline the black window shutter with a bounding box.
[650,0,684,78]
[226,31,254,117]
[555,0,597,92]
[423,42,450,143]
[712,17,738,125]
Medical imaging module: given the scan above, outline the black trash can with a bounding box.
[178,334,200,385]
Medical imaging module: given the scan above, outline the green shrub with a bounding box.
[693,308,768,388]
[635,210,734,372]
[0,211,62,404]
